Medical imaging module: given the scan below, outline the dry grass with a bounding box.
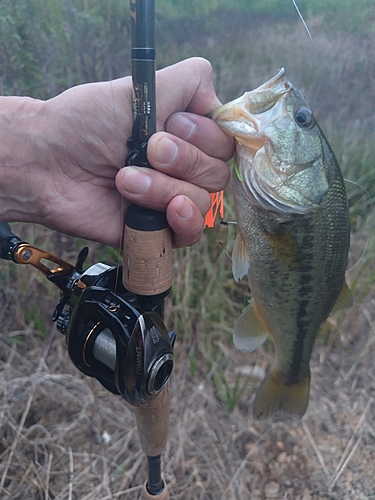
[2,283,375,499]
[2,215,375,500]
[1,13,375,500]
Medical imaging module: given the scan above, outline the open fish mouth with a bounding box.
[207,96,258,134]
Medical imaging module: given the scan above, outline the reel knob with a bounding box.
[56,310,70,334]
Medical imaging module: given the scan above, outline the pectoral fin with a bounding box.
[232,232,250,282]
[330,281,353,314]
[234,301,269,352]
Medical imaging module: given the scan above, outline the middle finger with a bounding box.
[166,112,234,161]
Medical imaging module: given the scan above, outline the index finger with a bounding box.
[165,112,234,162]
[155,58,222,124]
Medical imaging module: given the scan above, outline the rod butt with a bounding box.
[140,481,170,500]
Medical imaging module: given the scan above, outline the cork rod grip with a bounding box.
[122,205,172,296]
[133,385,171,457]
[123,225,172,296]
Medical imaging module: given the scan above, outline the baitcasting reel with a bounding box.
[0,223,175,406]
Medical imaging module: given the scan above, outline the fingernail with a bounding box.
[155,136,178,166]
[166,114,197,141]
[175,197,193,220]
[122,167,151,194]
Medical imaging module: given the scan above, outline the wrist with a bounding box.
[0,96,48,223]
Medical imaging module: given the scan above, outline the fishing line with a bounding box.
[291,0,322,108]
[290,3,370,277]
[344,178,371,205]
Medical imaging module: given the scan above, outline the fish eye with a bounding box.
[294,107,314,128]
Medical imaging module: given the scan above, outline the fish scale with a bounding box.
[210,68,351,419]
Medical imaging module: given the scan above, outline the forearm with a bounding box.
[0,96,47,223]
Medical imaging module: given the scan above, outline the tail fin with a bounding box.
[253,368,310,420]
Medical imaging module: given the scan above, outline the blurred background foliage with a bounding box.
[0,0,374,413]
[1,5,375,496]
[0,0,374,97]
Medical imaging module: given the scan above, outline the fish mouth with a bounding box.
[208,68,290,144]
[208,94,257,136]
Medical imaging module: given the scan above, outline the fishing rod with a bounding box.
[124,0,173,498]
[0,0,175,496]
[0,3,174,498]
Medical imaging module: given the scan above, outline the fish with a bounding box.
[209,68,352,420]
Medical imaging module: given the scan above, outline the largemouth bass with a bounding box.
[210,68,351,420]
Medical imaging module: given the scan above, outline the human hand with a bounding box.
[1,58,234,247]
[116,58,234,247]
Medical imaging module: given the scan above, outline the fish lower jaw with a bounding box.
[216,121,258,141]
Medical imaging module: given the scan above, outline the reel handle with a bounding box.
[0,223,23,260]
